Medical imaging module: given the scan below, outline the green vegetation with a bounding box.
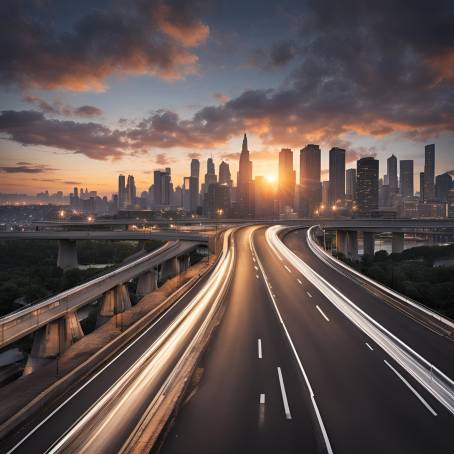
[0,239,161,316]
[337,245,454,319]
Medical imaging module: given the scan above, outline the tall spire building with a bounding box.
[237,133,253,217]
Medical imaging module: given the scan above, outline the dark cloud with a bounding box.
[24,95,103,117]
[0,163,57,173]
[64,180,83,185]
[187,152,201,159]
[154,153,175,165]
[0,0,209,91]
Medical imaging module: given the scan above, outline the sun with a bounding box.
[265,175,276,183]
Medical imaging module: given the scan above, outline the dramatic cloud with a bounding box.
[0,163,57,173]
[24,95,103,117]
[251,40,298,69]
[0,0,209,91]
[154,153,175,165]
[187,152,201,159]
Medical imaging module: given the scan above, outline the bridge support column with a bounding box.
[97,284,132,326]
[24,312,84,375]
[136,269,157,298]
[346,231,358,261]
[392,232,405,254]
[160,257,180,282]
[57,239,78,269]
[336,230,348,256]
[178,255,191,273]
[363,232,375,256]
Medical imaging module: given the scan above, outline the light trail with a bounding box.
[266,225,454,416]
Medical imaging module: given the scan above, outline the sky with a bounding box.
[0,0,453,196]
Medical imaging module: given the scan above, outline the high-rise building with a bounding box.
[207,183,231,218]
[423,144,435,201]
[329,147,345,207]
[357,157,379,215]
[237,133,253,217]
[346,168,357,201]
[322,181,330,207]
[153,168,171,206]
[190,158,200,202]
[219,161,233,187]
[254,176,276,218]
[299,144,321,216]
[399,160,414,198]
[387,154,398,191]
[204,158,217,191]
[420,172,425,202]
[126,175,136,207]
[118,174,126,208]
[278,148,295,213]
[435,173,453,203]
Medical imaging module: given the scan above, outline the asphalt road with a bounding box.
[0,260,217,454]
[161,226,453,453]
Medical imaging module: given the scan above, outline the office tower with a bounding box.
[278,148,295,213]
[299,144,321,216]
[237,133,253,217]
[423,144,435,201]
[387,154,398,191]
[346,168,357,201]
[400,160,414,198]
[153,168,171,206]
[190,158,200,200]
[188,176,199,212]
[255,176,276,218]
[357,157,379,215]
[435,173,453,202]
[126,175,136,207]
[118,174,126,208]
[322,181,330,207]
[207,183,231,218]
[329,147,345,206]
[204,157,217,191]
[219,161,233,187]
[183,177,191,211]
[420,172,425,201]
[448,189,454,218]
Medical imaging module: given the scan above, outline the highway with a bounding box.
[162,226,453,453]
[0,231,235,454]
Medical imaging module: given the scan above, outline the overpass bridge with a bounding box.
[0,240,206,370]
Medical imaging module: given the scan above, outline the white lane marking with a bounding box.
[306,291,312,298]
[316,305,330,322]
[253,257,256,263]
[260,393,265,404]
[250,232,333,454]
[284,265,292,273]
[384,360,437,416]
[366,342,374,351]
[254,265,259,271]
[256,274,260,279]
[297,279,303,285]
[258,339,262,359]
[277,367,292,420]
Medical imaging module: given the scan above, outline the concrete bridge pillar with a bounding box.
[363,232,375,256]
[346,231,358,261]
[336,230,348,256]
[160,257,180,282]
[178,255,191,273]
[57,239,78,269]
[392,232,405,254]
[97,284,132,326]
[136,269,157,298]
[24,312,84,375]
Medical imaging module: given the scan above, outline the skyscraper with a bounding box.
[204,158,217,191]
[357,157,379,215]
[399,160,414,198]
[219,161,233,187]
[153,168,171,206]
[329,147,345,207]
[299,144,321,216]
[255,176,276,218]
[435,173,453,203]
[237,133,253,217]
[278,148,295,213]
[126,175,136,207]
[346,168,357,201]
[420,172,425,201]
[423,144,435,201]
[387,154,398,191]
[118,174,126,208]
[190,158,200,202]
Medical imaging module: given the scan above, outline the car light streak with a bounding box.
[266,225,454,416]
[42,230,236,453]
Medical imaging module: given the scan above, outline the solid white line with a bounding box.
[306,291,312,298]
[284,265,292,273]
[316,305,330,322]
[384,360,437,416]
[366,342,374,351]
[258,339,262,359]
[277,367,292,420]
[260,393,265,404]
[297,279,303,285]
[250,231,333,454]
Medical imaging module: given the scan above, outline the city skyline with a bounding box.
[1,1,454,195]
